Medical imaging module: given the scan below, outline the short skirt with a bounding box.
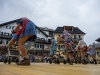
[12,21,37,41]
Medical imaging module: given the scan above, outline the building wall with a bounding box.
[0,23,16,34]
[36,30,47,40]
[71,34,84,41]
[43,31,49,35]
[95,48,100,59]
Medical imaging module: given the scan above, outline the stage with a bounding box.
[0,63,100,75]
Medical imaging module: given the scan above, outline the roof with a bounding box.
[54,27,85,34]
[0,18,22,27]
[0,18,48,37]
[96,38,100,42]
[94,43,100,48]
[39,27,54,32]
[36,26,48,37]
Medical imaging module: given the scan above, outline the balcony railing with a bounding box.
[0,34,12,39]
[73,38,79,42]
[35,39,51,44]
[58,37,80,43]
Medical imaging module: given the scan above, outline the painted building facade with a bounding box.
[54,26,85,50]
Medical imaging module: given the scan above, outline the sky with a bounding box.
[0,0,100,45]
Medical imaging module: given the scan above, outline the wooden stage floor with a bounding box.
[0,63,100,75]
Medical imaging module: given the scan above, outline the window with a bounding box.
[37,30,40,34]
[10,34,12,37]
[44,27,48,30]
[59,35,60,37]
[40,44,44,49]
[58,45,61,50]
[35,44,39,48]
[6,40,9,44]
[0,40,2,44]
[49,31,53,37]
[74,35,80,39]
[68,29,72,32]
[12,26,16,29]
[4,32,9,36]
[76,35,79,39]
[6,26,11,29]
[0,32,3,35]
[74,35,76,38]
[97,52,100,57]
[79,35,81,38]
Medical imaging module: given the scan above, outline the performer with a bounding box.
[86,45,97,64]
[57,30,74,65]
[49,38,57,56]
[0,18,37,65]
[75,38,87,64]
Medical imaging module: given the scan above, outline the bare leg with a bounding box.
[18,36,30,58]
[7,39,16,48]
[92,55,97,64]
[81,51,85,59]
[65,46,69,60]
[69,53,73,65]
[66,52,69,59]
[16,36,31,65]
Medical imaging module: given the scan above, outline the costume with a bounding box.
[87,46,96,56]
[62,31,73,52]
[76,40,87,52]
[12,18,37,41]
[50,39,57,55]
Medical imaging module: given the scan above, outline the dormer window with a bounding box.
[74,35,76,38]
[68,29,72,32]
[63,26,73,31]
[36,30,40,34]
[44,27,48,30]
[6,26,11,29]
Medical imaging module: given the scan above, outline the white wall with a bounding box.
[0,23,16,34]
[43,31,49,35]
[36,31,47,39]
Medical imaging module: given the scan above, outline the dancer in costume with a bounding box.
[50,38,57,56]
[0,18,37,65]
[75,39,87,64]
[57,30,74,65]
[86,45,97,64]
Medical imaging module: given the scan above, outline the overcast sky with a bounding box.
[0,0,100,45]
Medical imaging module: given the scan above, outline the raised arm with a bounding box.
[57,35,63,44]
[12,24,20,33]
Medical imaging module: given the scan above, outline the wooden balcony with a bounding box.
[73,38,79,43]
[0,34,12,39]
[57,37,80,43]
[36,38,51,44]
